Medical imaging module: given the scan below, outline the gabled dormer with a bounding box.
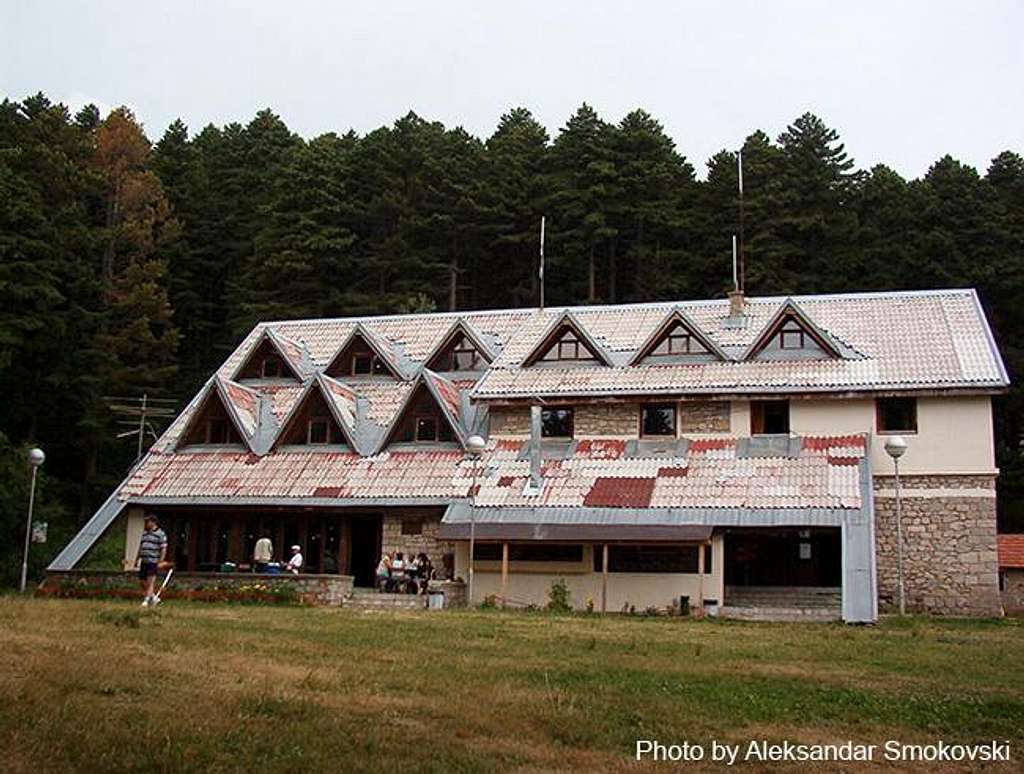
[176,377,258,450]
[521,312,613,367]
[275,374,357,449]
[376,371,467,451]
[742,300,845,361]
[425,319,495,373]
[233,328,310,382]
[325,323,408,380]
[630,308,728,365]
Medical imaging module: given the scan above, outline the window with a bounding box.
[541,331,593,362]
[778,320,806,350]
[450,336,481,371]
[207,417,230,444]
[260,355,285,378]
[651,326,708,356]
[703,544,712,575]
[415,416,438,442]
[352,352,373,375]
[401,519,423,536]
[307,417,330,444]
[750,400,790,434]
[641,404,677,436]
[473,543,583,562]
[876,397,917,434]
[594,544,700,573]
[541,407,574,438]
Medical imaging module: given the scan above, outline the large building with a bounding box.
[50,288,1009,620]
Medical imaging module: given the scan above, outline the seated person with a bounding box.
[375,553,392,592]
[285,544,303,574]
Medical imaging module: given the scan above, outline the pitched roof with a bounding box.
[998,534,1024,569]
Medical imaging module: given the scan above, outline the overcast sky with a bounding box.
[3,1,1021,178]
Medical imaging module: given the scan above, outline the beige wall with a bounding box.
[454,536,724,611]
[787,395,995,474]
[123,507,145,570]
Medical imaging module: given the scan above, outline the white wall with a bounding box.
[454,536,724,611]
[123,507,145,570]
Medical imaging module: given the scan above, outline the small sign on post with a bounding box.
[31,521,47,544]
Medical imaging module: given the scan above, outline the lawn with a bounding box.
[0,597,1021,772]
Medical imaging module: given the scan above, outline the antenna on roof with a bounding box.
[737,148,746,293]
[105,393,177,461]
[732,235,739,292]
[538,215,546,310]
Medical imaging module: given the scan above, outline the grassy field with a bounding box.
[0,597,1022,773]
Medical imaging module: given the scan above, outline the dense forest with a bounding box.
[1,92,1022,584]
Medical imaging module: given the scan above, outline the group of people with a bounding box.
[252,534,303,574]
[375,551,433,594]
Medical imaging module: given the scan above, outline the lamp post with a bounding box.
[884,436,907,616]
[465,435,486,607]
[20,447,45,593]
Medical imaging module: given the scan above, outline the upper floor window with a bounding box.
[235,337,300,381]
[876,397,917,434]
[778,321,806,350]
[430,334,485,371]
[750,400,790,435]
[180,394,244,447]
[650,326,708,357]
[542,331,593,362]
[389,384,457,445]
[541,407,574,438]
[641,404,677,436]
[351,349,389,376]
[261,355,285,378]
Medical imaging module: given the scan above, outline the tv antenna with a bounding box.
[105,394,177,460]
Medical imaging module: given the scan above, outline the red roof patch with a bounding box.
[657,466,690,478]
[583,477,656,508]
[998,534,1024,569]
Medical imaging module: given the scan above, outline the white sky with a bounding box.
[3,1,1021,179]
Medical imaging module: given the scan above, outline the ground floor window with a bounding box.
[594,544,700,573]
[472,543,583,563]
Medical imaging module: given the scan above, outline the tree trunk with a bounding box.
[448,257,458,312]
[588,243,596,302]
[608,241,617,303]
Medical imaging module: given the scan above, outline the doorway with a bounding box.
[349,515,382,587]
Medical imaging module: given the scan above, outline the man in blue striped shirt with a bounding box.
[138,514,168,607]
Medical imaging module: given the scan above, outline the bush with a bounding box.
[546,578,571,613]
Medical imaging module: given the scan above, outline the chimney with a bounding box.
[728,289,746,317]
[527,405,543,491]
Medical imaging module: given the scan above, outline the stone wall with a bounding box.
[873,474,1001,615]
[1001,568,1024,614]
[679,401,730,433]
[575,403,639,436]
[381,514,455,578]
[489,406,530,436]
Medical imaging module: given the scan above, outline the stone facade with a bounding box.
[575,403,639,436]
[873,474,1001,616]
[488,406,530,436]
[381,514,455,578]
[679,401,730,433]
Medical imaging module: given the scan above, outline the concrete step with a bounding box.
[344,590,426,611]
[719,605,840,622]
[725,586,841,609]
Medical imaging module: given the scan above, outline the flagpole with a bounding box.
[539,215,545,310]
[737,149,745,292]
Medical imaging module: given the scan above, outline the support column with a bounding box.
[696,542,705,611]
[500,542,509,607]
[601,543,609,614]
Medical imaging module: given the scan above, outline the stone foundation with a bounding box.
[679,401,730,433]
[574,403,638,436]
[873,474,1001,616]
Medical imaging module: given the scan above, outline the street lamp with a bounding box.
[884,436,908,616]
[20,447,45,593]
[465,434,486,606]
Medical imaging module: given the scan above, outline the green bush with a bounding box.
[546,578,571,613]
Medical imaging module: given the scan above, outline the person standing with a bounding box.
[138,514,167,607]
[253,532,273,572]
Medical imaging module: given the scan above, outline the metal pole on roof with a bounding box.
[737,148,746,293]
[539,216,546,310]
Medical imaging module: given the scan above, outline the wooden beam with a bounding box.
[696,541,706,613]
[601,543,609,614]
[500,542,509,607]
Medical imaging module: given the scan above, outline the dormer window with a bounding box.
[386,381,459,446]
[207,417,231,444]
[235,335,301,381]
[778,320,806,350]
[744,302,843,361]
[261,355,285,378]
[326,328,401,380]
[542,331,593,362]
[277,387,350,448]
[651,326,709,357]
[415,416,440,442]
[180,391,244,447]
[429,334,485,371]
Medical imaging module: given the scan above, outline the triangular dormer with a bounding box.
[521,312,613,367]
[325,324,406,380]
[275,377,355,449]
[376,372,464,451]
[177,378,253,449]
[630,308,728,365]
[425,319,495,373]
[743,300,844,361]
[233,328,308,382]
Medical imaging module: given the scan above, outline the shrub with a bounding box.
[546,578,571,613]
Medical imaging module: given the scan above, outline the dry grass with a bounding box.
[0,596,1022,772]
